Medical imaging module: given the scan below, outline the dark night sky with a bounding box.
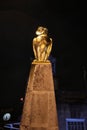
[0,0,87,107]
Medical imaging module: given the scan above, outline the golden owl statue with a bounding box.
[33,26,52,62]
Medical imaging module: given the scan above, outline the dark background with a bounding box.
[0,0,87,108]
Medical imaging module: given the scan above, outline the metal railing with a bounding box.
[66,118,86,130]
[4,122,20,130]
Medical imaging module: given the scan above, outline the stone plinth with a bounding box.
[20,62,59,130]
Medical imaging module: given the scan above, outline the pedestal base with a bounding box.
[20,62,59,130]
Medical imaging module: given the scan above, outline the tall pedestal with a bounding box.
[20,62,59,130]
